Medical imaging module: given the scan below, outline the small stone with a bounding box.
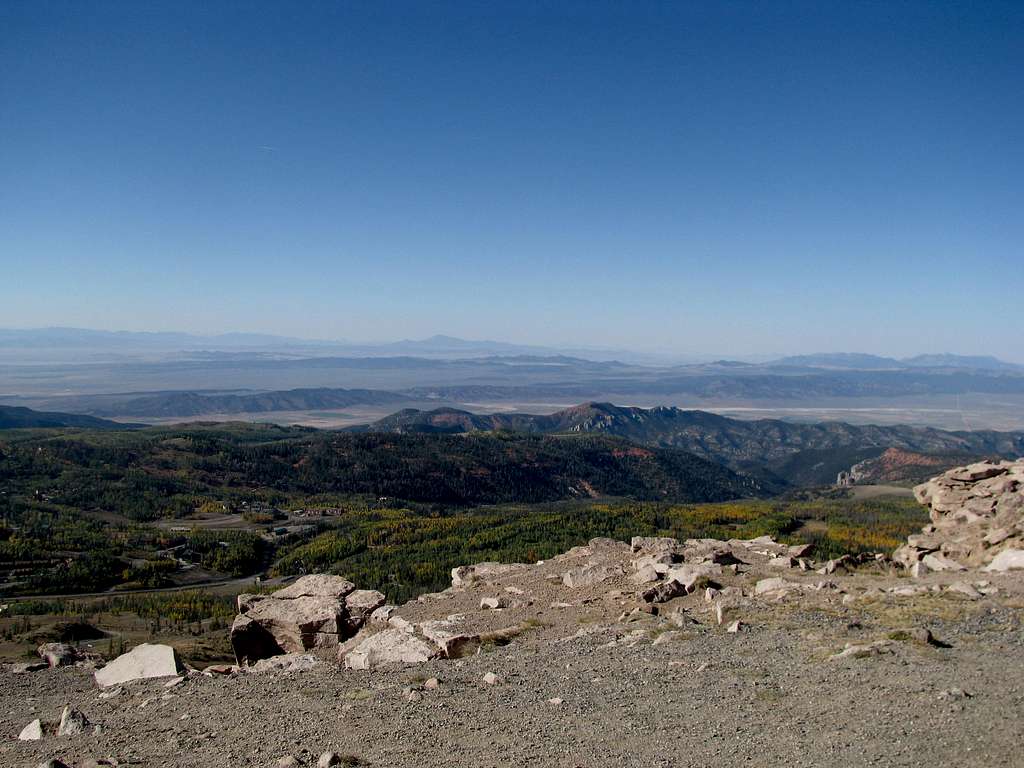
[726,620,743,633]
[423,677,440,690]
[907,627,943,646]
[58,705,89,736]
[318,752,342,768]
[278,757,303,768]
[937,688,972,701]
[19,718,43,740]
[547,697,563,705]
[482,671,500,685]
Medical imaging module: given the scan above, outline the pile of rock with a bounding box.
[230,575,385,665]
[341,606,494,669]
[894,459,1024,573]
[630,535,813,603]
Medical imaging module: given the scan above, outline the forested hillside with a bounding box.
[362,402,1024,485]
[0,424,762,523]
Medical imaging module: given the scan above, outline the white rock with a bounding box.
[94,643,182,688]
[369,605,397,625]
[725,620,744,633]
[19,718,43,740]
[482,671,500,685]
[273,574,355,600]
[922,553,967,572]
[946,581,982,599]
[343,629,439,670]
[984,549,1024,572]
[418,620,480,658]
[248,653,320,673]
[388,615,415,632]
[754,577,794,596]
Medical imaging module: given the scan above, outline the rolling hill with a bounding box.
[0,405,134,430]
[0,424,766,519]
[358,402,1024,486]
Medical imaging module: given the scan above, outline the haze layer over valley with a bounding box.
[2,329,1023,431]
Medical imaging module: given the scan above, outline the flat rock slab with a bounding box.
[94,643,182,688]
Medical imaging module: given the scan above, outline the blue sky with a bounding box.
[2,1,1021,359]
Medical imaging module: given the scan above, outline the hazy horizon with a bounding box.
[1,323,1022,366]
[3,2,1021,360]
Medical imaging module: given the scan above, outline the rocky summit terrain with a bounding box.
[4,461,1024,768]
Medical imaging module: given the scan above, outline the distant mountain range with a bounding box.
[355,402,1024,487]
[0,328,666,365]
[1,327,1019,369]
[0,405,133,430]
[771,352,1021,371]
[43,388,412,418]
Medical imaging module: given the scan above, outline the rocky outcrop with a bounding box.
[230,575,384,665]
[894,460,1024,570]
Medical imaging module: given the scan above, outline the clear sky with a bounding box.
[2,1,1021,360]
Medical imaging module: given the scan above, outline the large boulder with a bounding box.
[230,575,381,666]
[94,643,182,688]
[272,574,354,600]
[342,628,439,670]
[418,619,481,658]
[232,595,345,662]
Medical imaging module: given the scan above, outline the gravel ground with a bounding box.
[4,540,1023,768]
